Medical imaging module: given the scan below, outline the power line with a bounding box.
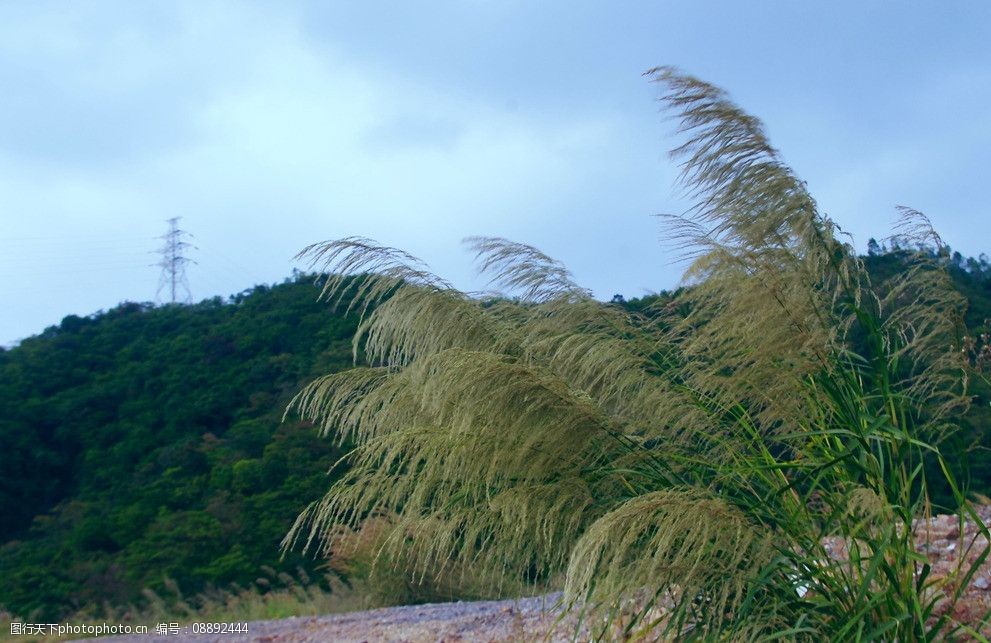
[0,234,152,245]
[155,217,196,304]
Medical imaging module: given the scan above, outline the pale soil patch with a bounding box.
[80,593,578,643]
[79,507,991,642]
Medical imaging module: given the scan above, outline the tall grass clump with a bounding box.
[283,67,989,640]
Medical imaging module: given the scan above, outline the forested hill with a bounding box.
[0,275,358,620]
[0,250,989,622]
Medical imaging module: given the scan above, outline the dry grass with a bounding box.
[0,570,362,643]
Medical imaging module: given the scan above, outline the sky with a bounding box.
[2,1,990,346]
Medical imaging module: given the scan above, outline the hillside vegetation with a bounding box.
[0,254,988,627]
[0,276,358,621]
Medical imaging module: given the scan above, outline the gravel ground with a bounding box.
[74,507,991,642]
[78,593,579,643]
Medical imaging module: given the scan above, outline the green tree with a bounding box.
[0,275,357,620]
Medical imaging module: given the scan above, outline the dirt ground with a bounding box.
[81,593,577,643]
[81,506,991,642]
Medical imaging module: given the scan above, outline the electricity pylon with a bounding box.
[156,217,196,304]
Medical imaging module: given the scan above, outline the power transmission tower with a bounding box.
[156,217,196,304]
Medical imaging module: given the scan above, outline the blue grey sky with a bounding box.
[2,1,990,346]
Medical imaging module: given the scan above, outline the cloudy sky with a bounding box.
[2,1,989,345]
